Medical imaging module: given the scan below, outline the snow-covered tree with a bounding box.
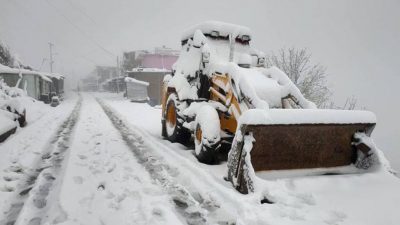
[0,41,14,67]
[265,47,331,107]
[0,41,33,70]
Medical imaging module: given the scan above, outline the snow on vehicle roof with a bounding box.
[124,77,149,86]
[181,21,252,41]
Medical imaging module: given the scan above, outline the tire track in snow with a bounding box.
[0,96,82,225]
[97,98,235,225]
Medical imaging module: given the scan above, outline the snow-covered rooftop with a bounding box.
[0,64,17,74]
[127,67,170,73]
[0,63,64,81]
[124,77,149,86]
[181,21,252,41]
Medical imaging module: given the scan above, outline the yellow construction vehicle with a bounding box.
[161,21,377,193]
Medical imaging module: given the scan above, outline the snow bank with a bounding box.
[0,79,25,99]
[0,110,16,134]
[239,108,376,125]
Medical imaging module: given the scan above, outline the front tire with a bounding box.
[194,105,221,164]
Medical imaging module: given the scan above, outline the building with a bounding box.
[80,66,118,91]
[96,66,118,84]
[122,46,179,72]
[47,73,65,96]
[123,46,179,105]
[0,63,64,102]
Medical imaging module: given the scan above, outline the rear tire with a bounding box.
[164,93,190,143]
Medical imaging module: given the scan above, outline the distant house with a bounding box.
[81,66,118,91]
[123,47,179,105]
[122,46,179,72]
[80,75,98,92]
[0,63,64,102]
[47,73,65,96]
[102,77,126,93]
[96,66,118,84]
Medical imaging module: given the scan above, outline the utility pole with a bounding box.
[48,42,54,73]
[116,56,120,93]
[116,56,120,77]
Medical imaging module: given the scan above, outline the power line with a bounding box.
[43,0,116,59]
[2,0,99,68]
[64,0,97,25]
[3,0,114,71]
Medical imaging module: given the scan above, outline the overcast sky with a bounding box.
[1,0,399,171]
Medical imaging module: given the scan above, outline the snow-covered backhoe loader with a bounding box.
[161,21,377,194]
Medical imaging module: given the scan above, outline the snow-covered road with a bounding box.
[1,92,400,225]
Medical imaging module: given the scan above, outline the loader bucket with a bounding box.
[226,109,376,194]
[244,123,374,171]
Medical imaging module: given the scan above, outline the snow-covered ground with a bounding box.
[100,92,400,225]
[1,92,400,225]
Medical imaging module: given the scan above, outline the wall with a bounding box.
[141,54,178,70]
[128,71,167,105]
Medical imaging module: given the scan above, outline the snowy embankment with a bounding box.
[100,92,400,225]
[0,93,79,221]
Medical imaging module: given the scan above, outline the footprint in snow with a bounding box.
[9,165,24,174]
[79,194,94,207]
[293,193,316,206]
[33,198,47,209]
[3,175,18,182]
[77,154,87,160]
[97,183,105,191]
[28,217,41,225]
[107,163,116,173]
[325,210,347,225]
[152,207,164,217]
[0,185,15,192]
[41,152,52,160]
[73,176,83,184]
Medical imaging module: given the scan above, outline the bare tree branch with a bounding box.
[266,47,331,107]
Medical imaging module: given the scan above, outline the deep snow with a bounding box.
[100,92,400,225]
[0,92,399,225]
